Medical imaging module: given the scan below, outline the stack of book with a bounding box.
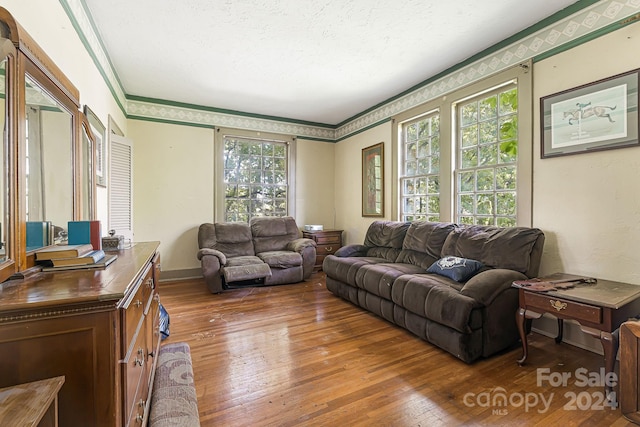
[35,243,117,271]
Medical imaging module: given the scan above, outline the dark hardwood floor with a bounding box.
[158,272,634,426]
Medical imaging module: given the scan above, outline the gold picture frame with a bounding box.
[362,142,384,217]
[83,105,107,187]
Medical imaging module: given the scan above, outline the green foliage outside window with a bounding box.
[223,137,288,222]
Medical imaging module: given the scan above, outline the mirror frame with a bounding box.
[80,112,97,219]
[0,7,93,275]
[0,36,17,283]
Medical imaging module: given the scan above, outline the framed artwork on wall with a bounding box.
[541,68,639,158]
[362,142,384,217]
[84,106,107,187]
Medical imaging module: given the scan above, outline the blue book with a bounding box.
[26,221,51,251]
[68,220,102,250]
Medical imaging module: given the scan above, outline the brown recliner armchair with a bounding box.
[197,216,316,293]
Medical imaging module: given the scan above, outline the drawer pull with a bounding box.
[134,347,145,366]
[134,300,143,308]
[136,414,144,423]
[325,246,333,253]
[146,278,153,288]
[550,300,567,311]
[138,399,146,408]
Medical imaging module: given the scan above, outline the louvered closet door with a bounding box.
[109,134,133,241]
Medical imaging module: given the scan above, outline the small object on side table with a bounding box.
[102,229,124,251]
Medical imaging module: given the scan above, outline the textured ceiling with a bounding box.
[83,0,579,125]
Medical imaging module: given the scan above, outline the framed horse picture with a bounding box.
[540,68,639,158]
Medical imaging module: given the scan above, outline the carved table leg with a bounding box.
[516,307,528,365]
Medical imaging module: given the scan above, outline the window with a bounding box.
[393,64,532,226]
[216,129,295,222]
[455,84,518,226]
[400,112,441,222]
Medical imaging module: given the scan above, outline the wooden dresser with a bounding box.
[0,242,161,426]
[302,229,343,271]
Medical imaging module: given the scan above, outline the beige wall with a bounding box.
[334,122,392,245]
[533,23,640,285]
[127,120,214,275]
[294,138,336,228]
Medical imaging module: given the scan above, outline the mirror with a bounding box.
[24,73,74,250]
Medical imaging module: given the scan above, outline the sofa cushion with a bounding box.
[441,225,543,275]
[391,274,483,333]
[354,263,426,300]
[251,216,301,253]
[198,222,255,258]
[258,250,302,269]
[362,221,410,262]
[396,221,456,268]
[322,255,387,286]
[223,262,272,282]
[426,256,485,282]
[226,255,264,267]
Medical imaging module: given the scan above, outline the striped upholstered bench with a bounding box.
[149,342,200,427]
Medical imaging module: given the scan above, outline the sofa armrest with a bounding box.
[196,248,227,265]
[334,244,368,257]
[460,269,527,306]
[287,238,316,253]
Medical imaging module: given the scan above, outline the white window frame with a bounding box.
[214,127,296,223]
[392,63,533,226]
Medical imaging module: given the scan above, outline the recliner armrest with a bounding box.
[196,248,227,265]
[460,269,526,306]
[286,238,316,253]
[334,244,368,257]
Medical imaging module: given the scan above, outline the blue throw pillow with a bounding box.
[427,256,484,282]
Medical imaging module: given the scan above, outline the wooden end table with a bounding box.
[515,273,640,401]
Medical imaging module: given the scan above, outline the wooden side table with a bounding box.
[621,320,640,423]
[515,273,640,401]
[0,376,65,426]
[302,229,343,271]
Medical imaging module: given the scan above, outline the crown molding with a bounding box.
[62,0,640,141]
[335,0,640,139]
[126,98,337,141]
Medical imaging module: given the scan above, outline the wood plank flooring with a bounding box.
[158,272,634,426]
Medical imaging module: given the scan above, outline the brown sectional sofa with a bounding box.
[323,220,545,363]
[197,216,316,293]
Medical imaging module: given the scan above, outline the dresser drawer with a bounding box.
[315,234,341,245]
[122,265,154,351]
[524,291,602,324]
[122,326,147,426]
[123,284,146,351]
